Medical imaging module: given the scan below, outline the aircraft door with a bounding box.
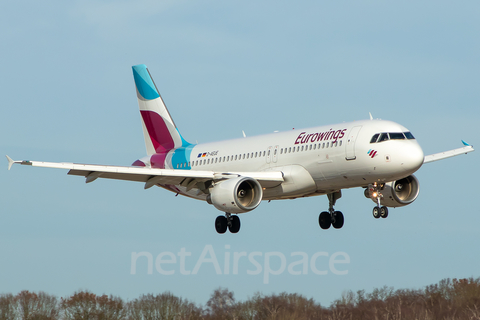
[345,126,362,160]
[272,145,279,163]
[266,146,272,164]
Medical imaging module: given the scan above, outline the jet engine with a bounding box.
[372,175,420,207]
[207,177,263,213]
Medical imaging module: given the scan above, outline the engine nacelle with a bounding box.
[207,177,263,213]
[373,175,420,207]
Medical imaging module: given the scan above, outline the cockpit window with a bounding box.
[389,132,405,140]
[377,133,389,143]
[370,131,416,143]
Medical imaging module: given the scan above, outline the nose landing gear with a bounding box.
[367,183,389,219]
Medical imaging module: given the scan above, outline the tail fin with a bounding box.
[132,64,190,155]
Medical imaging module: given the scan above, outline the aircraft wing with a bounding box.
[424,141,474,164]
[5,157,284,189]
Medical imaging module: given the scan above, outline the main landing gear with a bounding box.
[215,213,241,234]
[366,183,389,219]
[319,191,344,230]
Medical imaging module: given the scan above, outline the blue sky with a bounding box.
[1,0,479,307]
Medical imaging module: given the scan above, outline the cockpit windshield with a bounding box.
[370,132,415,143]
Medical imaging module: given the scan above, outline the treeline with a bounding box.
[1,277,480,319]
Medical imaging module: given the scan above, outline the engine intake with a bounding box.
[377,175,420,207]
[207,177,263,213]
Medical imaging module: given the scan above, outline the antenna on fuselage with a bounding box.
[242,130,246,138]
[369,112,373,120]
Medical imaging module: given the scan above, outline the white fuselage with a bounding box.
[159,119,425,201]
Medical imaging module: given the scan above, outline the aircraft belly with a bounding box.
[263,165,317,199]
[158,184,207,201]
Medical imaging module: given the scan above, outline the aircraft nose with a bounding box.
[401,142,424,173]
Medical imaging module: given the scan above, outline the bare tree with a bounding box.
[0,293,17,320]
[95,295,126,320]
[61,291,98,320]
[205,288,236,320]
[126,292,201,320]
[15,290,59,320]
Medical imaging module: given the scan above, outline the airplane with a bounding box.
[6,64,475,234]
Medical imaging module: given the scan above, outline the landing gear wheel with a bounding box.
[332,211,344,229]
[380,206,389,218]
[215,216,228,234]
[228,215,241,233]
[372,207,381,219]
[319,211,332,229]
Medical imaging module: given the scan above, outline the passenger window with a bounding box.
[389,132,405,140]
[322,143,325,148]
[274,149,277,155]
[370,134,379,143]
[314,144,316,150]
[339,141,342,146]
[263,151,266,156]
[297,146,300,152]
[247,153,249,159]
[310,145,312,150]
[268,150,271,156]
[378,133,389,142]
[326,142,329,148]
[289,147,291,153]
[280,149,283,154]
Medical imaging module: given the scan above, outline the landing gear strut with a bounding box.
[319,191,344,230]
[215,213,241,234]
[368,183,389,219]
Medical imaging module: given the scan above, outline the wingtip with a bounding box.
[462,140,471,147]
[6,155,15,170]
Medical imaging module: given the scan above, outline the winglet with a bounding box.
[6,155,16,170]
[462,140,471,147]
